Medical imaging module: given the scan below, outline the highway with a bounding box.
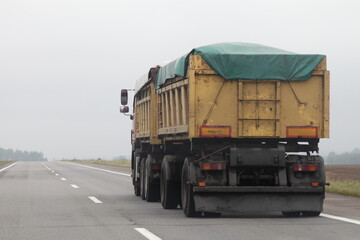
[1,161,360,240]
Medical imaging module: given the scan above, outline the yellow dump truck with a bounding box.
[120,42,329,217]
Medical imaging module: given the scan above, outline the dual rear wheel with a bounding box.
[160,156,181,209]
[159,156,221,217]
[139,155,160,202]
[181,157,201,217]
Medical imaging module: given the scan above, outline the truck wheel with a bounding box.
[160,156,180,209]
[133,151,141,197]
[145,157,160,202]
[133,167,140,196]
[181,158,201,217]
[302,211,321,217]
[282,211,301,217]
[140,158,146,200]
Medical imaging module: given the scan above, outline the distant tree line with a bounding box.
[326,148,360,165]
[0,147,47,161]
[112,155,130,161]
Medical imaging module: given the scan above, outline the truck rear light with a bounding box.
[293,164,318,172]
[200,162,226,171]
[200,126,231,138]
[150,164,161,171]
[286,127,318,138]
[198,182,206,187]
[311,182,320,187]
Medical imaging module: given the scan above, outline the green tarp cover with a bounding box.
[156,42,325,89]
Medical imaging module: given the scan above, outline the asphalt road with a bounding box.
[1,161,360,240]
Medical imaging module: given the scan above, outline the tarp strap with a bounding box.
[287,80,308,106]
[202,80,226,126]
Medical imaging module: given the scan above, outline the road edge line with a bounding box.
[63,162,131,177]
[0,162,19,172]
[321,213,360,225]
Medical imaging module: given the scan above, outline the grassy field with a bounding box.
[64,159,131,168]
[326,165,360,197]
[0,161,16,166]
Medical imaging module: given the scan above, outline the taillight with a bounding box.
[150,164,161,171]
[286,126,318,138]
[200,162,226,171]
[200,126,231,138]
[198,182,206,187]
[293,164,318,172]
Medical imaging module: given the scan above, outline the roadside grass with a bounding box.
[326,181,360,197]
[0,160,16,166]
[326,165,360,197]
[64,159,131,168]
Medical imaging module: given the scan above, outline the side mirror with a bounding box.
[120,105,129,113]
[121,89,128,106]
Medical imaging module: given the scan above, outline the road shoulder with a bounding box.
[324,193,360,221]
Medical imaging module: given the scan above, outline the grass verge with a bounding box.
[64,159,131,168]
[0,161,16,166]
[326,181,360,197]
[325,165,360,197]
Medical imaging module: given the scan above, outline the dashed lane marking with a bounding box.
[88,196,103,204]
[70,184,79,189]
[61,178,67,181]
[41,163,50,170]
[135,228,162,240]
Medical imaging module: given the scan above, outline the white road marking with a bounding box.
[51,170,55,173]
[61,178,67,181]
[135,228,162,240]
[70,184,79,189]
[0,162,19,172]
[63,162,131,177]
[88,196,103,204]
[41,163,49,170]
[55,173,59,176]
[321,213,360,225]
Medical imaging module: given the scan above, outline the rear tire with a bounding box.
[133,168,140,196]
[282,211,301,217]
[140,158,146,200]
[160,156,180,209]
[181,158,201,217]
[302,211,321,217]
[133,151,141,197]
[145,156,160,202]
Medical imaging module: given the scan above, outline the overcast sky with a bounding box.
[0,0,359,160]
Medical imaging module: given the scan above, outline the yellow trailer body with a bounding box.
[152,54,329,141]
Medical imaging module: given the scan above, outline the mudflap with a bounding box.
[194,192,324,213]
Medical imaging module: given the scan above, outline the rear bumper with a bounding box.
[194,186,324,193]
[193,186,324,213]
